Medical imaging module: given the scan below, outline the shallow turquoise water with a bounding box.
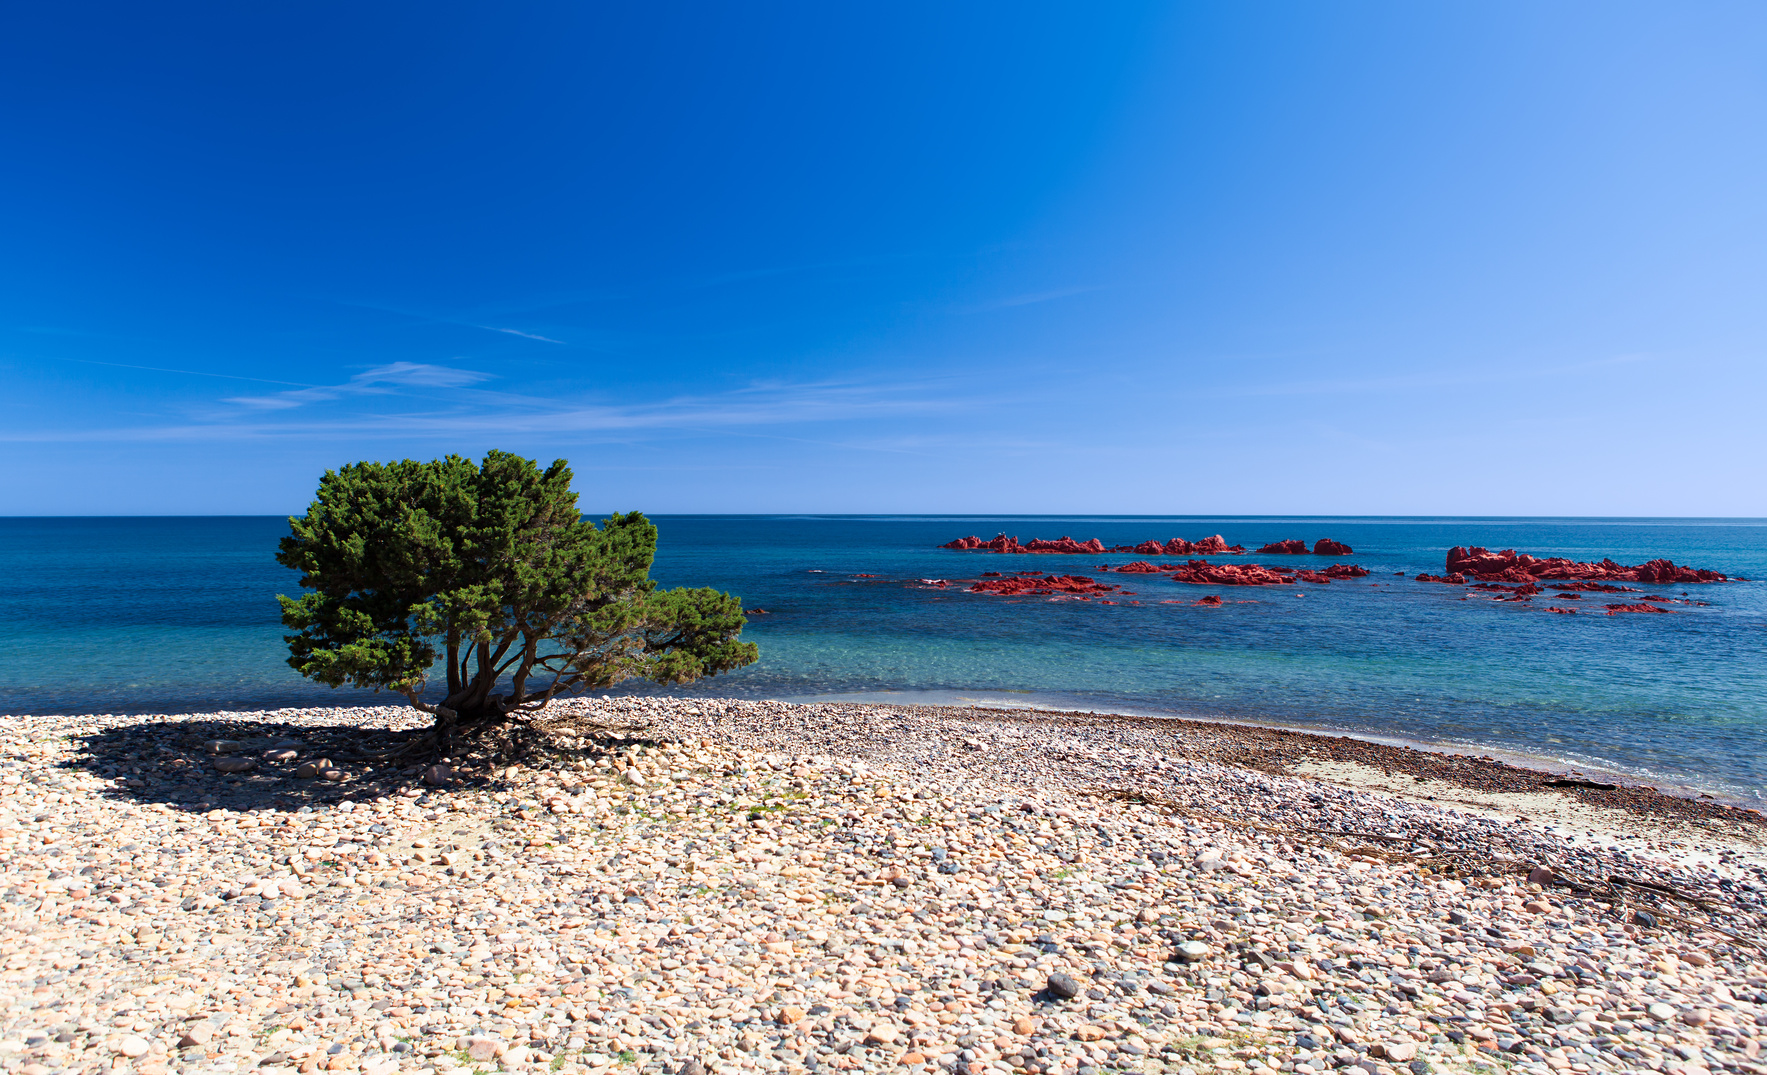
[2,515,1763,800]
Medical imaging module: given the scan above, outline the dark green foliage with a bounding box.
[277,451,757,722]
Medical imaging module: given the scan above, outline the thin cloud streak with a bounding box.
[30,354,316,388]
[0,373,977,445]
[330,299,572,347]
[222,362,491,410]
[482,327,567,343]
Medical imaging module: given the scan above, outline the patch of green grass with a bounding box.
[617,1050,638,1065]
[1167,1034,1210,1058]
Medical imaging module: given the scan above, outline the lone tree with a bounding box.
[277,451,757,747]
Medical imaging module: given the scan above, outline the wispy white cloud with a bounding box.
[330,299,572,346]
[0,370,978,446]
[482,327,567,344]
[222,361,491,410]
[36,354,314,387]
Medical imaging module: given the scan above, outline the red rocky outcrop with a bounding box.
[1414,573,1467,584]
[1291,564,1372,584]
[1026,536,1108,554]
[1168,560,1295,586]
[941,534,1244,555]
[1195,595,1223,606]
[1187,535,1242,555]
[1445,547,1729,584]
[1113,561,1164,574]
[968,574,1125,598]
[1470,582,1543,595]
[1257,538,1354,555]
[1605,603,1674,615]
[1256,540,1310,555]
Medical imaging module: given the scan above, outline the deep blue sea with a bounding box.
[2,516,1764,802]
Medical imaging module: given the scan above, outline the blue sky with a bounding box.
[2,3,1764,516]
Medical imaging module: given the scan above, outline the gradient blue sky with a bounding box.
[3,3,1764,516]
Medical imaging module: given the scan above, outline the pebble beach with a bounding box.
[4,698,1767,1075]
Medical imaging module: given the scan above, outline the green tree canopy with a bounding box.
[276,451,757,730]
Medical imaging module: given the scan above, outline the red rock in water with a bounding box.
[967,574,1123,597]
[1106,537,1249,554]
[1257,540,1311,555]
[1546,607,1577,615]
[1143,534,1250,555]
[1190,535,1243,554]
[1169,560,1295,586]
[1634,558,1729,584]
[1549,581,1639,593]
[1604,603,1674,615]
[1322,563,1370,579]
[1023,536,1108,554]
[1414,573,1467,584]
[1195,595,1223,606]
[1113,561,1164,574]
[1292,570,1334,584]
[1312,539,1354,556]
[1470,581,1542,594]
[1445,546,1729,584]
[945,533,1245,555]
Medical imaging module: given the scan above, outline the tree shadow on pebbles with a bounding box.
[58,718,472,812]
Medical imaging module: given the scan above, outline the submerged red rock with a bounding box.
[1604,603,1675,615]
[1312,539,1354,556]
[1195,595,1223,606]
[1445,546,1729,584]
[1168,560,1295,586]
[1291,563,1372,584]
[967,574,1126,597]
[940,534,1244,555]
[1112,561,1164,574]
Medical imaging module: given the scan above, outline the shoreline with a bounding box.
[778,688,1758,812]
[3,697,1765,1075]
[9,687,1757,811]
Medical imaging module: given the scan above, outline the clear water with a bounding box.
[2,515,1764,801]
